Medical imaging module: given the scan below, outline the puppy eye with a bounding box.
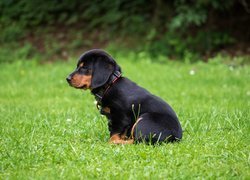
[79,67,86,72]
[79,67,91,74]
[78,66,86,70]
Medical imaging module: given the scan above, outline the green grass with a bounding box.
[0,56,249,179]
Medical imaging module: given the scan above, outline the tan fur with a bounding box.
[71,74,92,89]
[109,133,134,145]
[79,62,84,67]
[102,107,111,114]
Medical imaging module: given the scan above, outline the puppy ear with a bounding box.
[91,57,114,89]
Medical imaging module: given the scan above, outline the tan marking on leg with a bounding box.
[120,129,128,140]
[109,133,134,145]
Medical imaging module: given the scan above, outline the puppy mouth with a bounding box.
[77,85,88,90]
[68,83,87,90]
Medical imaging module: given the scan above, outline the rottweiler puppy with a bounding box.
[66,49,182,144]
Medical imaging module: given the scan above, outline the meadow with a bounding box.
[0,55,249,179]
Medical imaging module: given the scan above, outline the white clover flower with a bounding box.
[66,118,72,122]
[189,70,195,75]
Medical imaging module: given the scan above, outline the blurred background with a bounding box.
[0,0,250,63]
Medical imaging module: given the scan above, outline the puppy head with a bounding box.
[66,49,121,90]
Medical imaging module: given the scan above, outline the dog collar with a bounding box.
[91,71,122,111]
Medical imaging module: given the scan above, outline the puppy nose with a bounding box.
[66,76,71,83]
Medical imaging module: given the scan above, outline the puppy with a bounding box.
[66,49,182,144]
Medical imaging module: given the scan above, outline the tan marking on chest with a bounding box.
[102,107,110,114]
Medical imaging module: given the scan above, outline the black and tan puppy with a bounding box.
[66,49,182,144]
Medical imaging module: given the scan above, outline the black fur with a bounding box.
[67,49,182,144]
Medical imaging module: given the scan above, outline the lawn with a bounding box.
[0,55,249,179]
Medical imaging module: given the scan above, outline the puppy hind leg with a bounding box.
[132,114,174,144]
